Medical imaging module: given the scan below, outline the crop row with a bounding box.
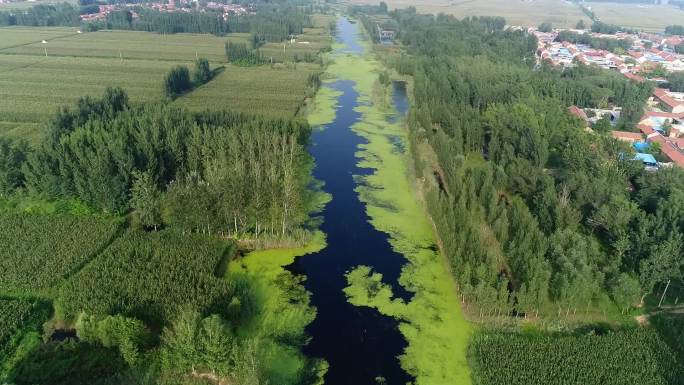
[0,213,122,294]
[56,230,236,328]
[469,329,683,385]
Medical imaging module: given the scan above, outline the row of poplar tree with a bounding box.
[0,87,316,241]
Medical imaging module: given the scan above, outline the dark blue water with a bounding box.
[391,81,409,118]
[286,18,413,385]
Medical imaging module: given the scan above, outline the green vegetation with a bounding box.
[379,8,683,325]
[176,63,322,119]
[650,312,684,362]
[0,15,331,143]
[0,8,331,383]
[226,41,264,65]
[468,328,683,385]
[0,213,122,295]
[346,6,684,385]
[0,299,51,376]
[1,88,317,239]
[556,30,632,54]
[164,65,192,97]
[229,231,328,385]
[56,230,234,325]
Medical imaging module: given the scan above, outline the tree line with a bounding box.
[555,30,632,54]
[385,8,683,318]
[0,87,317,242]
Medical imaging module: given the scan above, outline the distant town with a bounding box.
[78,0,251,22]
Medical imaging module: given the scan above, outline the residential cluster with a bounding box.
[569,87,684,169]
[79,0,250,22]
[533,28,684,81]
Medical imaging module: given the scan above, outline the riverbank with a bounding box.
[327,20,472,385]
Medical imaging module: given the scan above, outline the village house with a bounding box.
[652,88,684,114]
[611,130,643,143]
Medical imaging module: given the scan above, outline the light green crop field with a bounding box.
[1,29,250,62]
[588,2,684,32]
[0,55,180,143]
[347,0,590,28]
[0,24,330,144]
[176,63,319,119]
[0,26,78,49]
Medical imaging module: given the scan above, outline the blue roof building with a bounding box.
[634,153,658,168]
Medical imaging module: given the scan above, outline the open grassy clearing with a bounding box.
[347,0,589,28]
[176,63,320,119]
[588,2,684,32]
[0,26,78,49]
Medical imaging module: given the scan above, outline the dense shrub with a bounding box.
[164,65,192,97]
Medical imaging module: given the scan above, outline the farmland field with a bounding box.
[588,2,684,32]
[176,63,320,118]
[0,27,78,49]
[1,29,250,61]
[347,0,591,28]
[0,54,182,119]
[469,329,684,385]
[56,230,235,327]
[0,213,122,295]
[0,25,330,144]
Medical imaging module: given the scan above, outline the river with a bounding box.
[287,18,414,385]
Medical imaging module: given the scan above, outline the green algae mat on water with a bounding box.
[317,25,472,385]
[228,232,328,385]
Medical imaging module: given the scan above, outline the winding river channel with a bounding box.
[287,18,413,385]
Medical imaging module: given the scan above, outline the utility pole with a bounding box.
[658,279,671,308]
